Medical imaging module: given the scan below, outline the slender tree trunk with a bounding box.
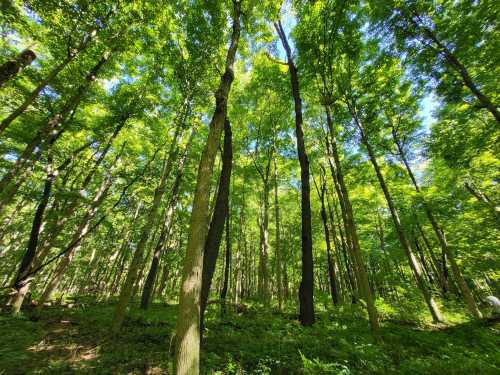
[406,14,499,122]
[111,119,185,332]
[0,51,111,213]
[316,176,339,305]
[273,155,283,310]
[200,119,232,333]
[174,3,240,370]
[353,114,443,323]
[392,127,482,318]
[275,20,315,326]
[220,213,231,313]
[10,156,55,314]
[464,182,499,222]
[324,106,379,331]
[140,132,192,309]
[36,172,114,308]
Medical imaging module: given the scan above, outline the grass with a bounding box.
[0,296,498,374]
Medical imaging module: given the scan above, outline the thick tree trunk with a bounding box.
[0,49,36,88]
[275,20,315,326]
[174,3,240,371]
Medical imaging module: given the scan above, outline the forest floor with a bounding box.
[0,298,499,374]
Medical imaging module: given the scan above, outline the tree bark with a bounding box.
[275,20,315,326]
[174,2,240,371]
[200,119,232,333]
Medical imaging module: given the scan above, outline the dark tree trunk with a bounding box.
[200,118,232,334]
[275,20,315,326]
[220,213,231,313]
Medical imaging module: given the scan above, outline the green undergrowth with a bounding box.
[0,297,498,374]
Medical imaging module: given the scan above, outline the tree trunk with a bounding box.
[324,106,379,331]
[111,118,185,332]
[273,154,283,310]
[140,132,192,309]
[0,30,97,133]
[0,52,111,213]
[275,20,315,326]
[220,213,231,312]
[174,2,240,370]
[353,114,443,322]
[200,119,232,333]
[392,127,482,318]
[406,14,499,122]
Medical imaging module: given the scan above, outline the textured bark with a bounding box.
[275,20,315,326]
[0,49,36,88]
[174,2,240,372]
[200,119,232,332]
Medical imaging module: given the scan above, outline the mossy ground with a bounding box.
[0,297,498,374]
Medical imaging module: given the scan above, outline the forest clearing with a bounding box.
[0,0,499,374]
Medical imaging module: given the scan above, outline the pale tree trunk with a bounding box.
[275,20,315,326]
[174,1,240,371]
